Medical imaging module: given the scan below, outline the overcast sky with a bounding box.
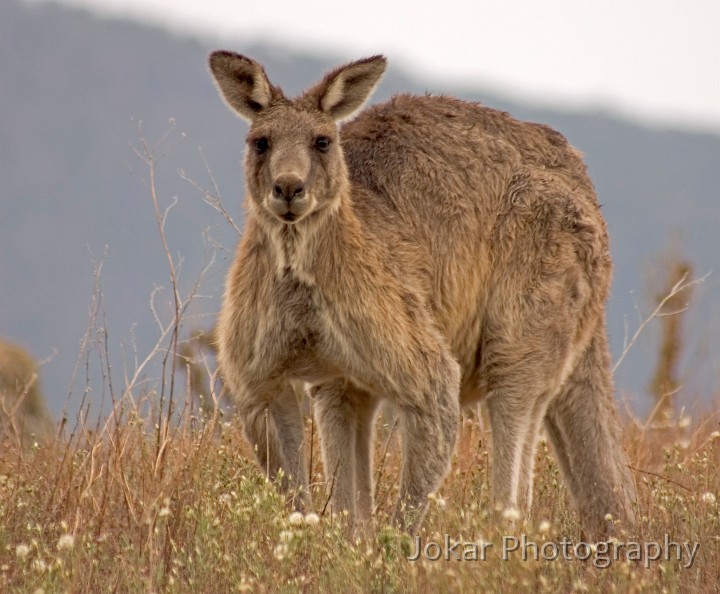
[35,0,720,132]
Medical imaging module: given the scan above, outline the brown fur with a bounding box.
[208,51,636,536]
[0,339,53,443]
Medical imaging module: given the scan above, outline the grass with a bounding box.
[0,399,718,593]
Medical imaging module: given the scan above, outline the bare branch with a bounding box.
[613,271,709,373]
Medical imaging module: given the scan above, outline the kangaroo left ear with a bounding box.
[208,51,282,122]
[308,55,387,121]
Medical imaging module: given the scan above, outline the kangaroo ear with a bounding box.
[310,55,387,121]
[208,51,280,121]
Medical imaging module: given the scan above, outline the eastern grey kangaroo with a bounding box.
[208,51,636,536]
[0,339,53,442]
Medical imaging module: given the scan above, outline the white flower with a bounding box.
[538,520,551,534]
[16,544,30,560]
[57,534,75,551]
[273,543,288,560]
[288,512,304,525]
[428,492,446,508]
[700,492,716,505]
[279,530,295,543]
[32,558,47,572]
[304,512,320,525]
[158,497,171,517]
[502,507,521,521]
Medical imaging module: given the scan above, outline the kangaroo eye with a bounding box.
[253,137,269,154]
[314,136,331,152]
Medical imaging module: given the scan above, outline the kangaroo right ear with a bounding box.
[208,51,279,121]
[310,55,388,121]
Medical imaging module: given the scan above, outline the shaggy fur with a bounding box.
[0,339,53,442]
[208,51,636,536]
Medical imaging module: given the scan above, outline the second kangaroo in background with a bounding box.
[208,51,636,536]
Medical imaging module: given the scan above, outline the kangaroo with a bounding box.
[208,51,636,536]
[0,339,53,443]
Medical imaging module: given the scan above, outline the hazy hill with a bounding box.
[2,0,718,418]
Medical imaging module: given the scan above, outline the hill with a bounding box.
[1,0,718,417]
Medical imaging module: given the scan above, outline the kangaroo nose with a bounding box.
[273,175,305,202]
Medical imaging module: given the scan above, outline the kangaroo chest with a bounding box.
[249,268,338,382]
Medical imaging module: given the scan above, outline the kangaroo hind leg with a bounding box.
[313,380,379,523]
[240,380,309,510]
[544,331,636,537]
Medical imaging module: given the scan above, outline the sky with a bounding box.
[31,0,720,132]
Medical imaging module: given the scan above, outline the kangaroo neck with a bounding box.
[259,197,366,287]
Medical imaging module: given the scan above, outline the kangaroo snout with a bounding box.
[268,174,310,222]
[273,175,305,203]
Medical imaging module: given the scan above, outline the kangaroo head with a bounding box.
[209,52,387,225]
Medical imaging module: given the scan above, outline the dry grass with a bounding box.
[0,398,718,593]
